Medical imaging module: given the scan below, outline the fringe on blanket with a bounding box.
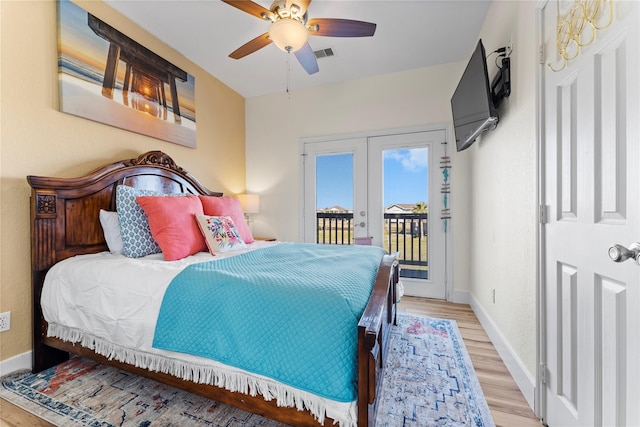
[47,323,357,427]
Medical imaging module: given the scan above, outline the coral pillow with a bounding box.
[135,195,207,261]
[195,214,247,254]
[199,196,254,244]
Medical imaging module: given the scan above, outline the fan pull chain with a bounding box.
[286,49,291,98]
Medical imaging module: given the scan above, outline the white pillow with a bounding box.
[99,209,124,254]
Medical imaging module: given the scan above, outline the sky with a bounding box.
[316,148,428,210]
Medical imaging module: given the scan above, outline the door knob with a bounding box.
[608,243,640,265]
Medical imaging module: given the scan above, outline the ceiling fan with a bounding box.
[222,0,377,74]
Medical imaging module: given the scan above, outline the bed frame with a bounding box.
[28,150,398,427]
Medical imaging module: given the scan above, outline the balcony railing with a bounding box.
[316,212,428,279]
[316,213,354,245]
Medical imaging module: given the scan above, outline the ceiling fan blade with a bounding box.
[221,0,273,20]
[294,43,319,74]
[229,33,272,59]
[307,18,377,37]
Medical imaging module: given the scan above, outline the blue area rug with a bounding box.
[1,315,494,426]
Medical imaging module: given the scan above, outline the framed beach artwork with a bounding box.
[57,0,196,148]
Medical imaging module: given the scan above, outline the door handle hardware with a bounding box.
[608,243,640,265]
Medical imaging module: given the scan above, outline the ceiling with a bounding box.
[104,0,493,98]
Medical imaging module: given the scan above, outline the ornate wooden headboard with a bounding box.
[28,150,221,271]
[27,150,221,370]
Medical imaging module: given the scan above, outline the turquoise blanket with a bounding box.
[152,243,385,402]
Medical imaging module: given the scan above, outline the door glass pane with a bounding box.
[316,153,354,244]
[383,148,429,279]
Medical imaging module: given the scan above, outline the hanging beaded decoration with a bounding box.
[440,142,451,232]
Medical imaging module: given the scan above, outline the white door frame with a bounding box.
[535,1,547,421]
[299,124,455,300]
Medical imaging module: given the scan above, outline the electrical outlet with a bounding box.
[506,34,513,57]
[0,311,11,332]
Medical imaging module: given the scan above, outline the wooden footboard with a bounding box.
[28,151,399,426]
[358,256,399,426]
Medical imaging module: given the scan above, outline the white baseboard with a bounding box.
[450,289,472,304]
[467,294,536,410]
[0,351,32,377]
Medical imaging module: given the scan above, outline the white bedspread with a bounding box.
[41,241,356,426]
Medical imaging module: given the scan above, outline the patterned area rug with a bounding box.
[377,316,494,427]
[1,316,494,427]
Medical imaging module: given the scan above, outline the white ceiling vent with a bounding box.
[314,48,335,59]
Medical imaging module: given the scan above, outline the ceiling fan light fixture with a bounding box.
[269,18,308,52]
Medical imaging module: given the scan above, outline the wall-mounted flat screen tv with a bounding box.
[451,39,498,152]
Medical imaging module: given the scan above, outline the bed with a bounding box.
[28,150,399,426]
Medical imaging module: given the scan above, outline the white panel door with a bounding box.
[541,1,640,426]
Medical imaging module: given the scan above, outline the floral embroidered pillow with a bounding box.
[195,214,247,254]
[199,196,255,244]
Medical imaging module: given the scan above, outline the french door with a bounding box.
[301,129,448,299]
[540,1,640,425]
[302,137,369,242]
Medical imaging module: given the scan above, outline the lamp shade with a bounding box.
[237,194,260,214]
[269,18,309,52]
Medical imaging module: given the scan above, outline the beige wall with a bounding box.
[0,0,246,362]
[468,0,538,378]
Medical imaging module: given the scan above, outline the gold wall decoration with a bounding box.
[548,0,614,72]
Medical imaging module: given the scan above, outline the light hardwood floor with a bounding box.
[398,296,542,427]
[1,297,542,427]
